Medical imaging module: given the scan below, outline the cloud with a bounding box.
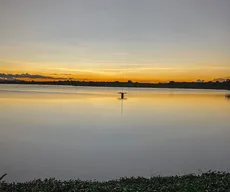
[51,73,72,76]
[47,66,177,74]
[213,77,230,82]
[0,73,54,80]
[0,73,74,81]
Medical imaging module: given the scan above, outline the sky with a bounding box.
[0,0,230,82]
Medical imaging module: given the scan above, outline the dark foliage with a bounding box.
[1,172,230,192]
[0,79,230,90]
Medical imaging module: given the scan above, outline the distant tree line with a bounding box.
[0,79,230,90]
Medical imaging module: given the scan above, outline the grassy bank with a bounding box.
[1,172,230,192]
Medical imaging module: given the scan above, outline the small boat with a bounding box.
[118,92,127,99]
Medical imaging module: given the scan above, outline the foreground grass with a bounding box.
[1,172,230,192]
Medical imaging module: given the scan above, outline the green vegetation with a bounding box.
[1,172,230,192]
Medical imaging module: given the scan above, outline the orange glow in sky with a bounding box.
[0,1,230,83]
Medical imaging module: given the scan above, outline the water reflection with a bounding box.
[0,85,230,182]
[118,98,128,116]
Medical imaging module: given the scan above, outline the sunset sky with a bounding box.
[0,0,230,82]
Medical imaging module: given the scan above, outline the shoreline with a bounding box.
[1,82,230,91]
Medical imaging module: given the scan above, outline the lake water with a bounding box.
[0,84,230,182]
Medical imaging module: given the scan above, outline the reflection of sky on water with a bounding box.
[0,85,230,182]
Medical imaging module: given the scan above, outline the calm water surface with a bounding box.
[0,84,230,182]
